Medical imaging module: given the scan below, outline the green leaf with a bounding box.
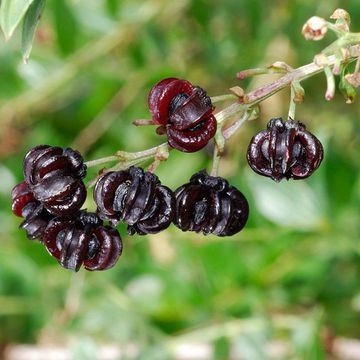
[0,0,35,41]
[52,0,78,56]
[21,0,45,63]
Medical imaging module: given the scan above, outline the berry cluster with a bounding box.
[12,145,122,272]
[148,78,217,152]
[11,77,325,273]
[12,145,250,271]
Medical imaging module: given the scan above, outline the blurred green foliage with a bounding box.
[0,0,359,358]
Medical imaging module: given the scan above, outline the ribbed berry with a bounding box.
[174,171,249,236]
[247,118,324,181]
[23,145,87,216]
[148,78,217,152]
[93,166,175,235]
[11,181,53,240]
[43,211,122,271]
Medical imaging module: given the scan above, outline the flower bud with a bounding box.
[302,16,328,41]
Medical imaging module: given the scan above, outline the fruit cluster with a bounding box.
[12,145,122,272]
[12,144,250,271]
[11,77,325,272]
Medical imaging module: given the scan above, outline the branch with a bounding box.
[243,44,360,105]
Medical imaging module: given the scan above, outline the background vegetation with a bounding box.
[0,0,359,358]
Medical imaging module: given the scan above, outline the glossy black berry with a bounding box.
[174,171,249,236]
[148,78,217,152]
[43,211,122,271]
[23,145,87,216]
[247,118,324,181]
[93,166,175,235]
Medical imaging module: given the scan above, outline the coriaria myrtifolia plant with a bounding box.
[11,8,360,271]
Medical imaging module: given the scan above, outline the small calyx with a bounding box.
[43,211,122,272]
[23,145,87,216]
[247,118,324,181]
[174,170,249,236]
[148,78,217,152]
[93,166,175,235]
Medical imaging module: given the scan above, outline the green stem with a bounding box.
[288,85,297,120]
[84,155,119,168]
[211,94,238,103]
[85,142,170,168]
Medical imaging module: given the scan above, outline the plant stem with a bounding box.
[288,85,297,120]
[211,94,238,103]
[85,155,119,168]
[243,43,360,105]
[116,142,170,161]
[85,143,170,168]
[210,141,222,177]
[222,111,251,140]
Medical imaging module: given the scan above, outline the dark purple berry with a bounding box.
[174,171,249,236]
[148,78,217,152]
[22,145,87,216]
[93,166,175,234]
[247,118,324,181]
[43,212,122,271]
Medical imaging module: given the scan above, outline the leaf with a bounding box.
[21,0,45,63]
[52,0,78,56]
[0,0,35,41]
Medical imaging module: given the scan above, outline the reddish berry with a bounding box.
[148,78,217,152]
[247,118,324,181]
[11,181,36,217]
[174,171,249,236]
